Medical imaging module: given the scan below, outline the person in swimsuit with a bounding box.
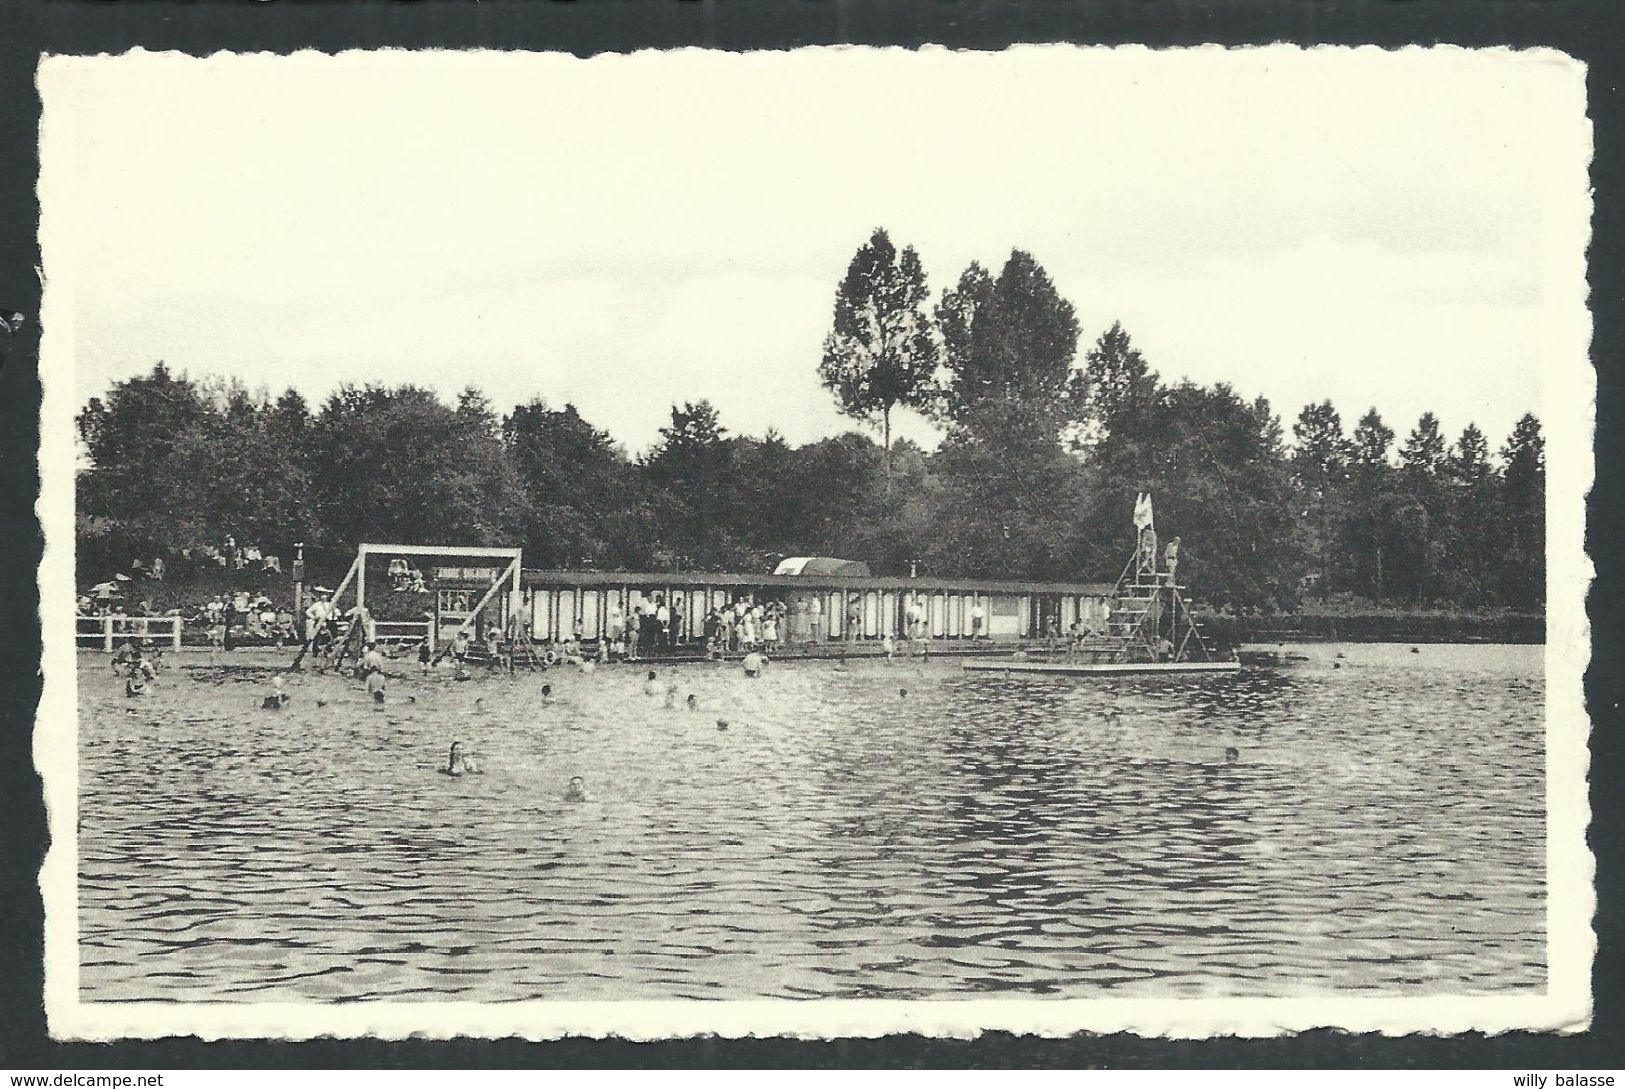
[449,629,472,668]
[441,741,481,776]
[261,674,290,710]
[359,642,387,704]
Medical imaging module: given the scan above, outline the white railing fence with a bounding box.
[75,615,183,652]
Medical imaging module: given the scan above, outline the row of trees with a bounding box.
[814,228,1545,610]
[74,229,1546,614]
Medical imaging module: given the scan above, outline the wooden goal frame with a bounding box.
[293,543,523,669]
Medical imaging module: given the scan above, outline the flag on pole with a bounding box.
[1133,492,1155,531]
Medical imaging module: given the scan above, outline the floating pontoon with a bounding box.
[962,658,1238,676]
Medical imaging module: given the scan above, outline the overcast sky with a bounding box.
[42,46,1584,456]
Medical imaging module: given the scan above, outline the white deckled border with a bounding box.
[35,43,1595,1041]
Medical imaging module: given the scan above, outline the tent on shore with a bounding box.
[772,557,872,578]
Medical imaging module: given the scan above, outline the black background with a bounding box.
[2,0,1620,1070]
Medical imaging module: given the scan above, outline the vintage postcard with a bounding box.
[33,45,1593,1040]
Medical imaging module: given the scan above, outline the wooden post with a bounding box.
[104,616,113,652]
[509,557,522,645]
[356,549,367,619]
[290,553,361,670]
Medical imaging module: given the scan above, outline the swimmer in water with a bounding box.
[564,776,588,802]
[741,651,767,678]
[261,675,291,710]
[663,682,679,709]
[643,670,660,697]
[416,635,433,674]
[899,687,908,698]
[441,741,482,776]
[540,683,553,702]
[716,718,729,731]
[1224,746,1240,763]
[685,693,698,711]
[1102,709,1121,727]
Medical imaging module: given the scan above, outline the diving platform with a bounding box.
[962,493,1237,679]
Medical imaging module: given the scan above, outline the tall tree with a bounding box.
[1499,413,1546,608]
[818,228,939,480]
[504,398,639,568]
[76,362,216,560]
[1392,412,1449,602]
[783,431,888,559]
[1342,408,1396,600]
[1290,400,1350,599]
[935,249,1082,435]
[177,380,316,555]
[1399,412,1448,478]
[1079,321,1159,445]
[641,401,738,568]
[307,383,522,550]
[1443,423,1498,604]
[924,406,1093,582]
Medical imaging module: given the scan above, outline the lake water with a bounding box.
[77,643,1545,1002]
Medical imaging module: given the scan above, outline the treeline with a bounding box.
[75,229,1545,614]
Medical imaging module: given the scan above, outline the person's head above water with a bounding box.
[1224,746,1239,762]
[647,671,657,681]
[899,688,908,698]
[686,694,697,707]
[541,684,553,697]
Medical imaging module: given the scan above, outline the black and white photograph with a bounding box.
[33,44,1592,1040]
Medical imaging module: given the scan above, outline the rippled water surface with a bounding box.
[78,643,1545,1001]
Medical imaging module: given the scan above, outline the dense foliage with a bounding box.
[75,232,1546,615]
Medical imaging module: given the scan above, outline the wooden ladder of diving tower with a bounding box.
[1110,553,1217,664]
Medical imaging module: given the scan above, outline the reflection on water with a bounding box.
[77,643,1545,1001]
